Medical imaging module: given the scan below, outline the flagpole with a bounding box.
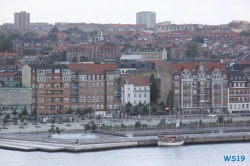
[175,104,178,139]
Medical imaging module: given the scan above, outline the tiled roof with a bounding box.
[0,52,18,57]
[27,64,69,69]
[133,47,164,52]
[147,60,164,68]
[121,76,149,86]
[169,62,227,74]
[0,72,15,76]
[67,64,117,74]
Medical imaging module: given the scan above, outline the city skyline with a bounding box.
[0,0,250,25]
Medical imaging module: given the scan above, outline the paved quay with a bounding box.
[1,122,250,152]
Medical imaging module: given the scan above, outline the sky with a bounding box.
[1,0,250,25]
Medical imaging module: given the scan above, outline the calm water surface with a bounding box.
[0,143,249,166]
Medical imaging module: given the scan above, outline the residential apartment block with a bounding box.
[169,63,228,114]
[132,47,167,61]
[14,11,30,30]
[228,69,250,113]
[0,87,32,116]
[155,24,197,31]
[22,64,71,115]
[136,11,156,29]
[121,76,150,106]
[67,64,121,116]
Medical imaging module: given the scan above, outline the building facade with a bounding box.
[67,64,121,116]
[0,87,32,116]
[22,64,71,115]
[228,70,250,113]
[14,11,30,30]
[136,11,156,29]
[132,47,167,61]
[169,63,228,114]
[121,76,150,106]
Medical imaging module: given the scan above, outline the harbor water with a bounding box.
[0,142,249,166]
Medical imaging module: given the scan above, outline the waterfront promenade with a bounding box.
[0,119,250,152]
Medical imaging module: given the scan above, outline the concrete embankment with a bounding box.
[0,133,250,152]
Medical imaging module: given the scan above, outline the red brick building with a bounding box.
[169,62,228,114]
[22,64,71,115]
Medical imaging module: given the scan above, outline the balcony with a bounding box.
[71,93,78,96]
[71,79,78,82]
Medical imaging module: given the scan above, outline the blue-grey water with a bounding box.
[0,143,249,166]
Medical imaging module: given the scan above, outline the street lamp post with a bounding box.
[36,86,39,133]
[148,83,152,126]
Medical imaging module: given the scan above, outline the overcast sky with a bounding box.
[1,0,250,25]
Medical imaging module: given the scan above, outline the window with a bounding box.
[128,93,130,98]
[64,105,69,110]
[64,91,69,95]
[174,75,179,79]
[175,90,179,93]
[139,93,141,97]
[64,83,69,88]
[64,98,69,102]
[55,69,60,73]
[144,93,146,97]
[39,84,44,88]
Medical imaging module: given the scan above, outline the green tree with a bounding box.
[93,58,102,64]
[5,58,15,65]
[138,102,143,106]
[239,30,250,37]
[115,35,124,40]
[0,39,14,52]
[71,57,78,62]
[66,109,73,114]
[90,30,98,36]
[149,74,159,103]
[129,37,134,41]
[143,106,148,114]
[134,106,138,113]
[65,37,71,41]
[135,121,141,128]
[80,56,89,62]
[60,51,67,61]
[152,105,157,113]
[42,47,52,51]
[123,43,132,48]
[97,115,101,120]
[49,27,59,35]
[210,53,228,59]
[193,36,204,43]
[12,109,18,117]
[146,43,153,48]
[3,115,8,125]
[20,116,24,124]
[21,106,28,116]
[84,107,93,115]
[186,42,198,57]
[23,49,36,55]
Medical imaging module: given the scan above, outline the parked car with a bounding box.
[242,111,250,116]
[206,114,217,117]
